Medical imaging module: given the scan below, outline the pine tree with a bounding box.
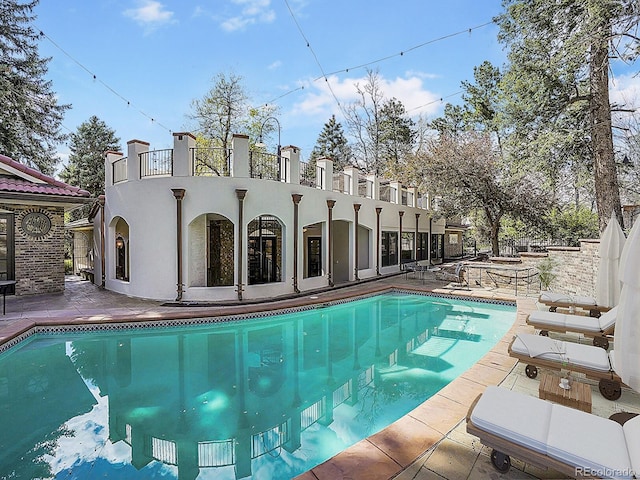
[379,98,415,177]
[59,116,120,198]
[0,0,69,174]
[310,115,352,171]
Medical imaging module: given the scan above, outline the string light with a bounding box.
[36,15,498,141]
[37,28,173,134]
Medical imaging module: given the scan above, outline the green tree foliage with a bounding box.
[59,116,119,197]
[188,72,279,155]
[309,114,352,170]
[188,72,248,153]
[544,206,599,246]
[496,0,640,230]
[0,0,69,174]
[379,98,416,178]
[410,131,552,256]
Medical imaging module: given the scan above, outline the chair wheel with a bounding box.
[491,449,511,473]
[539,330,549,337]
[525,364,538,379]
[599,379,622,401]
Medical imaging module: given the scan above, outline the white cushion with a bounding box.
[529,310,603,333]
[547,404,632,478]
[540,292,573,304]
[562,341,611,372]
[470,386,552,453]
[563,314,601,332]
[598,306,618,331]
[623,413,640,476]
[538,292,597,307]
[512,333,565,358]
[529,310,567,327]
[512,334,611,372]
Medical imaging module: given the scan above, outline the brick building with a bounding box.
[0,154,91,295]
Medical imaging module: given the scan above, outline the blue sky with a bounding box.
[34,0,638,166]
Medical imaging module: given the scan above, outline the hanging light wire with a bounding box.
[37,28,173,134]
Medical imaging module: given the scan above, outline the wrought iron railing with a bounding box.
[191,147,231,176]
[379,183,391,202]
[250,151,280,181]
[358,176,373,198]
[299,160,317,187]
[112,157,127,184]
[198,439,235,467]
[251,420,290,458]
[139,149,173,177]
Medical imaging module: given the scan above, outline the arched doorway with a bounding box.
[247,215,283,285]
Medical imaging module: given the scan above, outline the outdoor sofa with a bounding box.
[527,306,617,349]
[538,292,612,318]
[466,385,639,477]
[508,333,624,400]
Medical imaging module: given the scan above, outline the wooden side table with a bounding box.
[538,372,592,413]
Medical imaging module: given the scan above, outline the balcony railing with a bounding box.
[299,160,317,188]
[379,183,391,202]
[250,151,281,181]
[358,176,373,198]
[112,157,127,184]
[191,147,231,176]
[332,172,351,194]
[198,439,235,467]
[140,149,173,178]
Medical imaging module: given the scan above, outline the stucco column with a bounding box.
[236,189,248,300]
[375,207,382,275]
[326,200,335,287]
[99,195,105,287]
[415,213,420,260]
[171,188,186,301]
[292,194,303,293]
[353,203,361,281]
[398,211,404,266]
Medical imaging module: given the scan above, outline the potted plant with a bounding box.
[537,256,557,291]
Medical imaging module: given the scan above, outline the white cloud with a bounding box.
[290,73,443,121]
[123,0,175,28]
[268,60,283,70]
[220,0,275,32]
[610,73,640,112]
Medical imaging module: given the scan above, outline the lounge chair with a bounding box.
[466,386,639,476]
[527,306,617,349]
[538,292,611,318]
[508,333,623,400]
[435,262,468,288]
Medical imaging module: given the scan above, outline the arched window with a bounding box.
[247,215,282,285]
[115,235,128,281]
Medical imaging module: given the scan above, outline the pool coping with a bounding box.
[0,281,532,479]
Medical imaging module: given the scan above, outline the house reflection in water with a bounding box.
[1,294,511,479]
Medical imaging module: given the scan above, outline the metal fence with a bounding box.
[497,235,573,257]
[139,149,173,177]
[250,151,281,181]
[191,147,231,176]
[112,157,127,183]
[300,160,317,187]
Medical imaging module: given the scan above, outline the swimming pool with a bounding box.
[0,292,515,479]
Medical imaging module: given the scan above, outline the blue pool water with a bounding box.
[0,293,515,479]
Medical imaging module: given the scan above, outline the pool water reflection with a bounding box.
[0,293,515,479]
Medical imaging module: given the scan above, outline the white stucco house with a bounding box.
[86,132,446,302]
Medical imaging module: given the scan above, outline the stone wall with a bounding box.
[7,204,66,295]
[520,239,600,297]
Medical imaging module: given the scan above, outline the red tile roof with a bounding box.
[0,154,91,198]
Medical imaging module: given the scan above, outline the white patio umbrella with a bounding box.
[595,212,626,308]
[613,217,640,392]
